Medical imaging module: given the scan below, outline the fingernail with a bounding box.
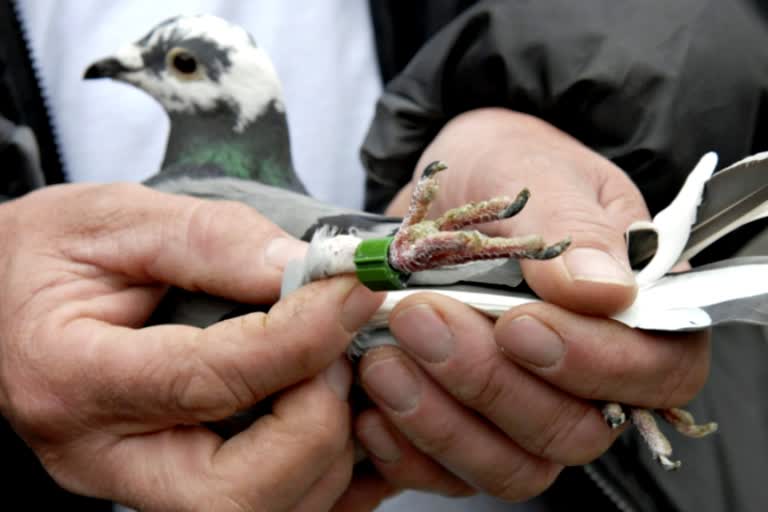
[358,416,402,463]
[564,248,635,287]
[323,358,352,400]
[497,315,564,368]
[362,355,421,413]
[390,304,454,363]
[341,283,382,333]
[265,237,308,269]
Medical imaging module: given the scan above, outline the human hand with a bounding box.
[356,109,710,500]
[0,183,385,511]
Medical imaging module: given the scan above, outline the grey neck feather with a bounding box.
[158,100,307,193]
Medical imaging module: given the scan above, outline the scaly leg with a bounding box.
[434,189,531,231]
[604,404,717,471]
[631,408,682,471]
[659,407,718,438]
[390,161,570,273]
[399,161,447,229]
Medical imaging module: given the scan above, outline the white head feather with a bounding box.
[113,15,284,132]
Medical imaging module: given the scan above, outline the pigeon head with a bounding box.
[85,15,306,192]
[85,15,283,132]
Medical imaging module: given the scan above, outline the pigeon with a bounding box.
[84,14,306,193]
[83,14,394,328]
[83,14,560,325]
[85,14,768,471]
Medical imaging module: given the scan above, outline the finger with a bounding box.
[64,278,383,427]
[50,183,307,303]
[61,361,353,511]
[513,161,644,315]
[495,303,711,408]
[330,469,397,512]
[355,409,475,497]
[480,154,644,315]
[359,346,563,501]
[291,441,355,512]
[213,361,353,511]
[387,293,621,465]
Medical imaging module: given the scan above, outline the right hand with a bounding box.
[357,109,710,501]
[0,183,384,511]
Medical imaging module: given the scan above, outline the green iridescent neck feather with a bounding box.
[173,140,290,188]
[160,101,306,193]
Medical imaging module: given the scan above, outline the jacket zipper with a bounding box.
[10,0,69,184]
[583,463,637,512]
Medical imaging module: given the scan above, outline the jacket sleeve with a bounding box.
[0,115,46,202]
[0,0,65,197]
[361,0,768,214]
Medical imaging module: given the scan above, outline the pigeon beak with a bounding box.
[83,57,132,80]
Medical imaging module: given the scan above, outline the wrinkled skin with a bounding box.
[0,182,394,511]
[0,109,711,508]
[356,108,711,501]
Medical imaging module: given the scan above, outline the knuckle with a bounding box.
[183,201,230,257]
[183,200,261,257]
[205,494,260,512]
[547,201,620,249]
[299,403,349,459]
[220,316,281,400]
[532,401,609,465]
[318,449,355,494]
[170,366,230,419]
[525,397,573,457]
[7,387,68,436]
[170,344,244,419]
[657,333,711,407]
[574,333,634,400]
[419,472,474,497]
[240,313,318,389]
[64,183,149,237]
[440,481,476,498]
[409,418,462,459]
[184,317,282,414]
[2,354,72,434]
[452,355,506,411]
[486,461,559,502]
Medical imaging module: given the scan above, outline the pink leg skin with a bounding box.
[390,161,570,274]
[631,408,682,471]
[626,406,717,471]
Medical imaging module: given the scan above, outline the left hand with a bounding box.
[355,108,710,501]
[0,183,391,511]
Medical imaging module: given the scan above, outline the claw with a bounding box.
[399,161,446,230]
[631,408,682,471]
[660,407,718,438]
[422,160,448,178]
[436,189,531,231]
[499,188,531,219]
[520,237,572,260]
[602,402,627,429]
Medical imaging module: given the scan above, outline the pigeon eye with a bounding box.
[172,52,197,73]
[167,48,201,79]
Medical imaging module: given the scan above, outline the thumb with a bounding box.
[415,110,650,315]
[46,183,307,303]
[513,164,648,315]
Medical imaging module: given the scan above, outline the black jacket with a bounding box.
[3,1,768,510]
[361,2,768,511]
